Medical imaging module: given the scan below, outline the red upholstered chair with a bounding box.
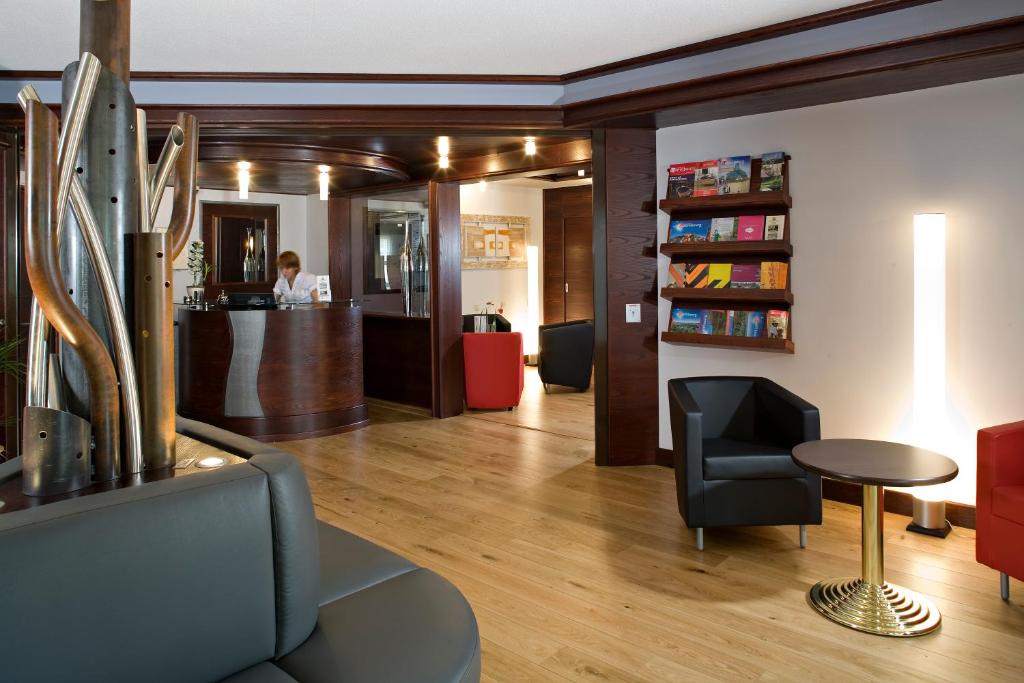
[463,332,524,410]
[977,420,1024,601]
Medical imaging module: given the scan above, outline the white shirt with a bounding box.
[274,271,318,303]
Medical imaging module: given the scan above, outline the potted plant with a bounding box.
[187,240,213,302]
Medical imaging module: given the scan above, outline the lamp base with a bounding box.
[906,520,953,538]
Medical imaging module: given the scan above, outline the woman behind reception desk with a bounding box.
[273,250,319,303]
[177,301,367,441]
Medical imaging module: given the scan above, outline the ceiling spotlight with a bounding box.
[478,179,487,192]
[237,161,251,199]
[438,136,450,156]
[524,137,537,155]
[439,155,450,169]
[578,169,586,177]
[318,164,330,201]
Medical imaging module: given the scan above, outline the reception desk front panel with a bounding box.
[178,304,368,441]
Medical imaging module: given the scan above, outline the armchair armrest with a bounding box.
[667,379,706,526]
[977,420,1024,565]
[753,379,821,447]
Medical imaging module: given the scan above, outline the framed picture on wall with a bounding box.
[461,214,529,270]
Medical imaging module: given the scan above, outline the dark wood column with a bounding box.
[428,181,464,418]
[327,196,352,301]
[80,0,131,84]
[592,129,659,466]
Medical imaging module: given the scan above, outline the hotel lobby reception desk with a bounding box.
[178,303,368,441]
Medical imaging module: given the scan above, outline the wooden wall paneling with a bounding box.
[328,196,352,300]
[428,181,464,418]
[542,191,565,324]
[592,129,659,467]
[542,184,593,323]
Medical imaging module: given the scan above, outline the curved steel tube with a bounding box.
[19,53,101,409]
[136,108,152,233]
[148,124,184,225]
[25,100,120,479]
[168,112,199,259]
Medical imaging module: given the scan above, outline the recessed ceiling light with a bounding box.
[237,161,251,199]
[438,136,450,156]
[439,155,449,169]
[524,137,537,155]
[478,179,487,192]
[318,165,330,201]
[578,169,586,177]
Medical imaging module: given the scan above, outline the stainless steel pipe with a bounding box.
[148,124,184,225]
[136,108,152,233]
[25,99,121,480]
[168,112,199,259]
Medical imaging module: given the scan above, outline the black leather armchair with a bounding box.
[668,376,822,550]
[538,319,594,391]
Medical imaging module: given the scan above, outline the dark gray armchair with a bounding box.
[668,376,822,550]
[538,319,594,391]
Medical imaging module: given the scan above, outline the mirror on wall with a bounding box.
[201,202,279,289]
[364,208,428,298]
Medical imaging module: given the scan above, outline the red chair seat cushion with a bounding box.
[992,486,1024,524]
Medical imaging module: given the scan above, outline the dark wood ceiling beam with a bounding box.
[414,138,592,182]
[563,16,1024,128]
[196,141,410,180]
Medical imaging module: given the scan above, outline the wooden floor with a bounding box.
[277,367,1024,682]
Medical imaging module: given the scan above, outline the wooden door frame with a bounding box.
[1,130,21,459]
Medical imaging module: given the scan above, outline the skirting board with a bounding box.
[655,448,976,530]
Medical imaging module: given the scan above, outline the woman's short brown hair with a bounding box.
[277,251,301,270]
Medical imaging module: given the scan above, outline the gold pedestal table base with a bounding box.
[808,484,941,637]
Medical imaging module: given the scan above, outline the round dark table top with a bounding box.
[792,439,958,487]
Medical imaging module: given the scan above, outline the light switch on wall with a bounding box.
[625,304,641,323]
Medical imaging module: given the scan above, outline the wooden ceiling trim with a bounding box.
[197,141,410,181]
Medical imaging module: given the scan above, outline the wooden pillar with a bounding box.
[428,181,464,418]
[327,196,352,301]
[592,129,659,466]
[80,0,131,84]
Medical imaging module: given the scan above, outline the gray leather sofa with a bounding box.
[0,419,480,683]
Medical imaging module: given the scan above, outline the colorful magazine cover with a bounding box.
[760,261,789,289]
[667,262,687,288]
[670,307,703,334]
[717,156,752,194]
[746,310,766,337]
[693,160,719,196]
[730,264,761,289]
[666,162,699,199]
[701,309,730,336]
[707,263,732,288]
[737,215,765,241]
[669,219,710,243]
[767,309,789,339]
[709,217,738,242]
[729,310,748,336]
[684,263,709,288]
[760,152,785,192]
[764,215,786,240]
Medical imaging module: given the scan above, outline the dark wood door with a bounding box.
[1,130,20,459]
[563,215,593,320]
[543,185,593,323]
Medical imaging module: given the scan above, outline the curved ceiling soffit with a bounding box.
[198,141,412,182]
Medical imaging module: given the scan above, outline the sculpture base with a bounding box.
[808,577,941,637]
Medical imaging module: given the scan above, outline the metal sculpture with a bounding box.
[18,1,200,495]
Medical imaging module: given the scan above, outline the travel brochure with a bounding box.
[668,215,785,243]
[667,261,788,290]
[669,307,789,340]
[666,152,785,198]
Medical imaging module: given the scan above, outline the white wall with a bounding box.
[459,181,544,336]
[656,73,1024,505]
[153,188,316,302]
[305,194,329,277]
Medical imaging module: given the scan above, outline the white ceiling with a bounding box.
[0,1,859,75]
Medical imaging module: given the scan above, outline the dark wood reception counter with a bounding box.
[177,302,368,441]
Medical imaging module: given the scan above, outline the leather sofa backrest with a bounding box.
[0,452,319,683]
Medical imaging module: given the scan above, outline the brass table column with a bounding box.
[808,484,941,636]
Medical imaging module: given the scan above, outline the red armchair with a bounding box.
[463,332,524,410]
[977,420,1024,601]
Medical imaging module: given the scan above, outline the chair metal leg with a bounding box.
[543,383,549,393]
[1001,572,1010,601]
[695,527,704,551]
[799,524,807,549]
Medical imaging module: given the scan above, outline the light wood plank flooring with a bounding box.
[276,367,1024,682]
